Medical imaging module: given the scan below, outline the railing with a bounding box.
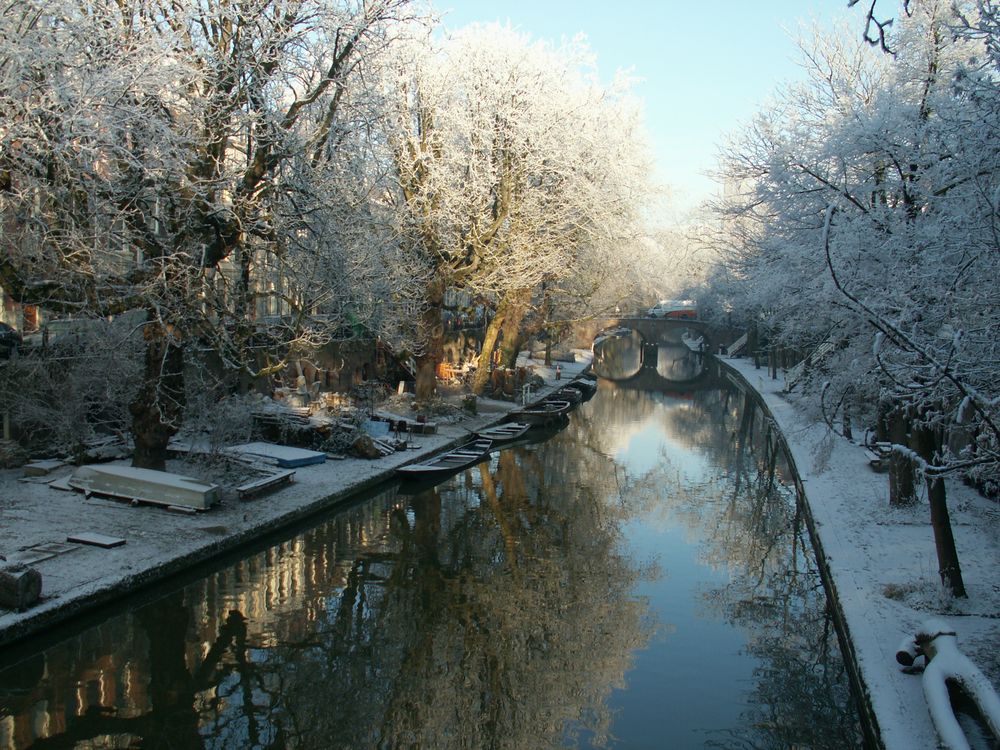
[728,332,749,357]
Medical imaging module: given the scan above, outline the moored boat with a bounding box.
[552,385,585,404]
[476,421,532,445]
[509,399,572,426]
[396,438,492,479]
[570,377,598,400]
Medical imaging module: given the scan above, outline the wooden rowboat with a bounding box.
[570,378,598,400]
[552,386,584,404]
[509,399,572,426]
[476,421,532,445]
[396,438,493,479]
[68,465,220,510]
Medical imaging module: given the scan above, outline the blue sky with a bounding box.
[437,1,852,217]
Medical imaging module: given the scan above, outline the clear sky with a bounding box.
[436,1,853,219]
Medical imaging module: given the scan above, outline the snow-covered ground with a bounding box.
[724,357,1000,750]
[0,353,592,647]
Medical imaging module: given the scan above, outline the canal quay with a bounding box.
[1,349,998,749]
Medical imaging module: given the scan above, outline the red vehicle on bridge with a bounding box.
[647,300,698,320]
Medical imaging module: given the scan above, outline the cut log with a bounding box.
[237,469,296,499]
[0,564,43,611]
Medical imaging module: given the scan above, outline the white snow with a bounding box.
[913,620,1000,750]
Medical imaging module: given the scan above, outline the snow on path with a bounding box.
[724,358,1000,750]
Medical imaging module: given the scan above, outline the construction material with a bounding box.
[225,442,326,468]
[66,532,126,548]
[237,469,296,499]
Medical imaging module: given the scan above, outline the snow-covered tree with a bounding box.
[699,1,1000,595]
[0,0,421,467]
[377,24,652,400]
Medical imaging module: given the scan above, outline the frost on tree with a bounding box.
[0,0,421,468]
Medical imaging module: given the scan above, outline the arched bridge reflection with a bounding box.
[592,327,715,390]
[600,316,714,350]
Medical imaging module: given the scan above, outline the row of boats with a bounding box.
[395,375,597,480]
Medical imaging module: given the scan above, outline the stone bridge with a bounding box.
[597,316,715,350]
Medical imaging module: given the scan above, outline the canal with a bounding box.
[0,362,863,748]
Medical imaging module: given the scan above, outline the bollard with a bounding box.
[0,564,42,611]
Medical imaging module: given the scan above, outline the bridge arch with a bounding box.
[600,316,715,351]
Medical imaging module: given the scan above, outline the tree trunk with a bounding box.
[913,421,967,598]
[414,277,446,404]
[130,311,186,470]
[498,288,531,368]
[541,279,553,366]
[471,307,506,395]
[889,405,916,507]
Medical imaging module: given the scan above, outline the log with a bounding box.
[0,564,43,611]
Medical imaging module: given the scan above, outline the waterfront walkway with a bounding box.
[0,354,593,649]
[723,356,1000,750]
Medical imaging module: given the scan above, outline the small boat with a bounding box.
[68,465,220,510]
[552,386,584,404]
[396,438,492,479]
[476,421,532,445]
[570,378,598,401]
[509,399,572,426]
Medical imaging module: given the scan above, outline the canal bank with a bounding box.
[1,351,863,749]
[721,356,1000,750]
[0,354,593,650]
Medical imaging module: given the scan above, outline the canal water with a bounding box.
[0,362,863,749]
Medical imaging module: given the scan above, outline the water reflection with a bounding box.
[655,344,703,382]
[575,374,860,747]
[592,329,643,380]
[0,371,861,749]
[593,327,705,383]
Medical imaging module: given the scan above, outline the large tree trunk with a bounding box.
[130,310,186,470]
[498,288,532,368]
[913,420,967,598]
[471,307,506,396]
[414,277,446,404]
[889,405,916,507]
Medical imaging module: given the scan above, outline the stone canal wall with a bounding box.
[718,355,1000,750]
[718,358,883,749]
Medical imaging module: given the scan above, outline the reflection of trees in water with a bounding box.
[576,378,861,749]
[264,445,652,750]
[655,344,702,382]
[0,380,860,749]
[0,438,651,750]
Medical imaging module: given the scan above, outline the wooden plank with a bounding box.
[237,469,296,499]
[23,459,66,477]
[67,532,126,549]
[14,542,79,566]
